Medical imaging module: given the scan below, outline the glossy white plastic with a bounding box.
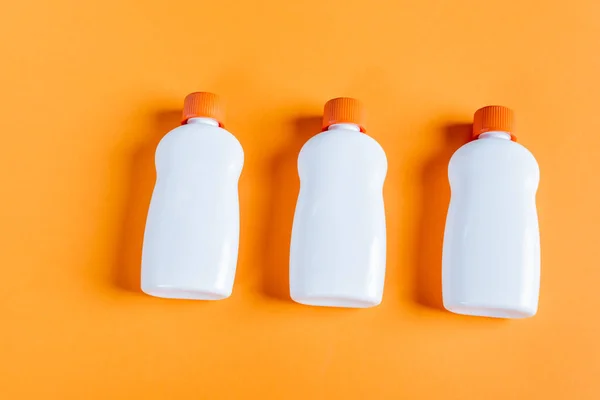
[290,123,388,308]
[442,131,540,318]
[141,117,244,300]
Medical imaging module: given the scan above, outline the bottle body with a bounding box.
[442,132,540,318]
[290,125,388,308]
[141,118,244,300]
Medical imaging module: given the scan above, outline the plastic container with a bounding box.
[442,106,540,318]
[289,98,388,308]
[141,92,244,300]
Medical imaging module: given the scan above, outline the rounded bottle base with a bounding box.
[142,284,231,301]
[291,293,381,308]
[444,301,536,319]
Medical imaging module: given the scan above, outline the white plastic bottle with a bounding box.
[289,98,388,308]
[141,92,244,300]
[442,106,540,318]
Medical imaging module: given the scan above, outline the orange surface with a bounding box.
[1,0,599,398]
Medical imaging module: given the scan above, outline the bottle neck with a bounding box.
[478,131,511,140]
[187,117,219,127]
[327,123,361,132]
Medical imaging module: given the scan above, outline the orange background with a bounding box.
[1,0,599,398]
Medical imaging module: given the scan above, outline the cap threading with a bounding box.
[473,105,516,141]
[322,97,366,133]
[182,92,224,127]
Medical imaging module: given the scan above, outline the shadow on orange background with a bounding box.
[260,116,322,301]
[113,110,181,292]
[413,123,472,310]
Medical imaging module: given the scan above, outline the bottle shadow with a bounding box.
[413,123,472,310]
[261,116,322,301]
[113,110,181,292]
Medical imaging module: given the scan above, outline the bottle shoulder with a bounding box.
[155,124,244,175]
[450,139,539,174]
[449,138,540,192]
[302,129,385,150]
[158,124,243,156]
[299,130,387,168]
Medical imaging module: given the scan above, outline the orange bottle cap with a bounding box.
[473,105,516,140]
[182,92,224,126]
[322,97,366,132]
